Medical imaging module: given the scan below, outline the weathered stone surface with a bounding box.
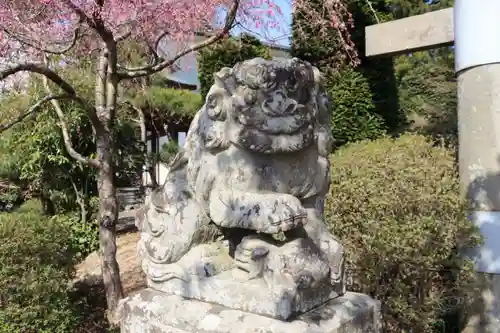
[141,238,343,320]
[148,267,339,320]
[134,57,345,320]
[365,8,453,57]
[118,289,381,333]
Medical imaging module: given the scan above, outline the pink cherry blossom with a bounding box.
[0,0,356,65]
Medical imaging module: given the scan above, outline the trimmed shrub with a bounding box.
[328,67,386,146]
[129,87,203,120]
[197,34,270,100]
[14,200,99,260]
[14,199,42,214]
[158,140,180,164]
[0,211,80,333]
[52,213,99,260]
[0,185,22,212]
[325,134,481,333]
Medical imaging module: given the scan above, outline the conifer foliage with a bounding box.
[198,34,270,101]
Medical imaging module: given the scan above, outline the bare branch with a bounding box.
[118,0,240,80]
[116,43,159,74]
[0,61,103,133]
[365,0,380,23]
[116,29,181,74]
[70,176,88,223]
[122,100,147,138]
[115,31,131,42]
[0,63,76,95]
[41,63,100,168]
[60,0,98,30]
[1,20,83,55]
[0,94,67,133]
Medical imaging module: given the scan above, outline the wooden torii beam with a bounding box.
[365,3,500,330]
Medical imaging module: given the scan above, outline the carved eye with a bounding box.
[295,65,313,84]
[205,92,226,120]
[207,94,218,108]
[286,74,299,91]
[243,87,258,105]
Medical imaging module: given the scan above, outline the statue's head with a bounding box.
[200,58,333,157]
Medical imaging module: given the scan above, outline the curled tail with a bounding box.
[136,168,209,282]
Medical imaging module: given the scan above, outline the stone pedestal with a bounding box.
[118,289,381,333]
[147,267,342,320]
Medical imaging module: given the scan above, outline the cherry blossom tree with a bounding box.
[0,0,356,322]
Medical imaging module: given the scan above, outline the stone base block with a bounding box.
[118,288,381,333]
[147,268,341,320]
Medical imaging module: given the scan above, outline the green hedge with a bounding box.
[129,87,203,120]
[325,134,481,332]
[158,141,180,165]
[0,208,89,332]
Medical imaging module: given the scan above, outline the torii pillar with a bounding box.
[456,1,500,331]
[366,1,500,331]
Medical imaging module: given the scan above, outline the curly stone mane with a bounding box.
[193,57,333,157]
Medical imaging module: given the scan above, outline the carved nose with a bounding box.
[283,100,297,115]
[263,91,298,117]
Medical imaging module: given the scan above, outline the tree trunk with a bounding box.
[95,46,124,324]
[96,131,123,323]
[133,104,156,189]
[41,170,55,215]
[80,198,88,224]
[40,192,55,216]
[167,125,179,144]
[149,128,159,188]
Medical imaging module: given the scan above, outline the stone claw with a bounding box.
[261,197,307,234]
[146,263,189,283]
[234,236,275,279]
[294,270,315,289]
[209,191,307,234]
[251,246,269,260]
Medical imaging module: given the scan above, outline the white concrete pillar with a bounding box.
[455,1,500,331]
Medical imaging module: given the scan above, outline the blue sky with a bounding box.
[166,0,292,87]
[231,0,292,47]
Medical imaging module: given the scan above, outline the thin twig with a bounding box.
[118,0,240,79]
[41,55,100,167]
[365,0,380,23]
[1,19,83,55]
[0,94,68,133]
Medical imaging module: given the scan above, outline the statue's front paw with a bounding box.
[234,236,273,279]
[294,270,315,289]
[261,195,307,234]
[145,263,189,283]
[210,191,307,233]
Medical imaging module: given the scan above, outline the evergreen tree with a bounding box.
[291,0,403,146]
[387,0,453,19]
[197,34,270,101]
[328,67,386,146]
[389,0,457,143]
[292,0,457,145]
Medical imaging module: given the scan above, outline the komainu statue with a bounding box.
[136,57,345,320]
